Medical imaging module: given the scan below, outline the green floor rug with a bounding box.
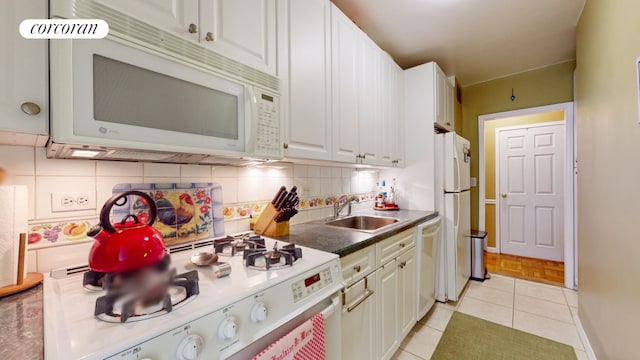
[431,312,577,360]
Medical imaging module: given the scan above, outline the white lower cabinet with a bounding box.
[377,259,399,360]
[398,247,417,339]
[340,228,419,360]
[341,271,377,360]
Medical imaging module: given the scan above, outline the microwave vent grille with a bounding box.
[72,0,279,92]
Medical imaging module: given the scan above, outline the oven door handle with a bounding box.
[321,294,340,319]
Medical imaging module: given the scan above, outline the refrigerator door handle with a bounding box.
[454,193,459,227]
[453,154,460,191]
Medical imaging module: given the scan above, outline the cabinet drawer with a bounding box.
[376,228,415,267]
[340,245,376,287]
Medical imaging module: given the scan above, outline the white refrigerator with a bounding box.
[435,132,471,302]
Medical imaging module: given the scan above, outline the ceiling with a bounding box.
[331,0,586,86]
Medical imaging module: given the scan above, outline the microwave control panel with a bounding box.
[254,90,281,158]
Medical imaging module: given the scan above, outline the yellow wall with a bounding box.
[482,110,565,247]
[575,0,640,358]
[461,61,575,231]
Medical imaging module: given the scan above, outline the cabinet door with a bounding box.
[377,260,399,360]
[200,0,277,75]
[278,0,333,160]
[94,0,199,41]
[446,78,456,131]
[380,56,402,167]
[399,247,417,339]
[331,4,360,163]
[0,0,48,144]
[434,67,447,129]
[434,66,455,132]
[358,36,381,164]
[393,64,406,166]
[342,272,377,360]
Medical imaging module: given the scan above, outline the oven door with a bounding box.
[228,292,341,360]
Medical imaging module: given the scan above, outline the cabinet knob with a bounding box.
[205,32,214,42]
[399,243,405,248]
[501,193,507,198]
[188,23,198,34]
[361,154,366,159]
[353,265,361,273]
[398,261,406,269]
[20,102,41,115]
[283,143,288,149]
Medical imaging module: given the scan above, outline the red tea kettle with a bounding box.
[87,191,166,273]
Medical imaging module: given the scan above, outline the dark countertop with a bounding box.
[0,210,434,359]
[0,285,43,360]
[276,209,437,257]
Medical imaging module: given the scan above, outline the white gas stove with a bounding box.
[43,234,343,360]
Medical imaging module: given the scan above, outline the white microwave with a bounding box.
[48,36,282,164]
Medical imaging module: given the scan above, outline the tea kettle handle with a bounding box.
[99,191,157,234]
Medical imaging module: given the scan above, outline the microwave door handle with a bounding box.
[245,85,257,149]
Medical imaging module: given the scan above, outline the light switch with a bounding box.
[470,177,477,187]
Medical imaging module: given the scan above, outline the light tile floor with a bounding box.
[393,274,585,360]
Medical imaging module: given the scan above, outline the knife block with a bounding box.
[254,203,290,237]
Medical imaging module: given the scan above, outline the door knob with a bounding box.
[501,193,507,198]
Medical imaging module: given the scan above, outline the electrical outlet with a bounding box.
[77,196,89,206]
[52,192,97,212]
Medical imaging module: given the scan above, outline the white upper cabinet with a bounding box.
[381,55,405,167]
[0,0,49,146]
[331,4,360,163]
[434,65,455,132]
[358,35,382,165]
[94,0,200,41]
[200,0,277,75]
[95,0,277,75]
[331,4,402,167]
[278,0,333,160]
[406,62,454,133]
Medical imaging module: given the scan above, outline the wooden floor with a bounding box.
[485,251,565,286]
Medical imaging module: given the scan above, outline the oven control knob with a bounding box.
[218,317,238,340]
[176,334,204,360]
[250,302,268,323]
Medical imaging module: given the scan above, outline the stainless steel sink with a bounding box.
[324,215,399,231]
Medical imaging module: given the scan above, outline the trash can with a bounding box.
[470,230,488,281]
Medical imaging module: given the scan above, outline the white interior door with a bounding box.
[498,123,565,261]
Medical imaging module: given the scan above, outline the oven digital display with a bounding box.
[304,273,321,287]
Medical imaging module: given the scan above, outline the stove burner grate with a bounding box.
[244,242,302,270]
[87,254,199,323]
[214,234,266,256]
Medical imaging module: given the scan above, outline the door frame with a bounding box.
[495,121,566,261]
[478,102,575,289]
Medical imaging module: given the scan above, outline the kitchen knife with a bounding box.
[274,189,288,210]
[282,185,297,208]
[271,186,286,205]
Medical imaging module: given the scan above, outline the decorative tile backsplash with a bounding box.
[0,145,379,272]
[111,183,225,246]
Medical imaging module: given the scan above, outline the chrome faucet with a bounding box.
[333,195,359,218]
